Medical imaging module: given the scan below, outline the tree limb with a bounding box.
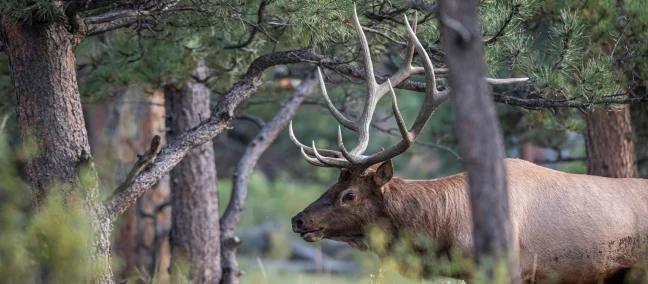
[66,0,127,14]
[86,14,150,36]
[220,70,318,283]
[316,58,646,108]
[83,2,192,36]
[103,47,645,220]
[106,135,161,202]
[235,114,266,129]
[104,49,322,220]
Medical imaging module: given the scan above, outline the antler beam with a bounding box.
[290,4,528,175]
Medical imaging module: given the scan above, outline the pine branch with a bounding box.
[223,0,269,49]
[83,3,198,36]
[484,4,519,45]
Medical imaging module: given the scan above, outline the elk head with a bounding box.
[289,4,449,248]
[291,160,394,250]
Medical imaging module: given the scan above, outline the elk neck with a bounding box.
[377,173,473,254]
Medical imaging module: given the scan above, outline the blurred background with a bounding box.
[0,0,647,283]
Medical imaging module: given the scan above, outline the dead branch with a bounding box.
[106,135,161,203]
[235,114,266,129]
[104,49,320,221]
[220,70,318,283]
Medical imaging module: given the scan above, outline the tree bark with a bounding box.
[630,102,648,178]
[438,0,518,281]
[585,106,637,178]
[0,20,114,283]
[165,63,222,284]
[87,87,172,281]
[219,71,317,284]
[0,17,88,207]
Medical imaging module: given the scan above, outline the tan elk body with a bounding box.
[288,4,648,283]
[292,159,648,283]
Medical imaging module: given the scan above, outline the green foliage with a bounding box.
[0,133,101,283]
[273,0,355,48]
[481,0,539,76]
[218,173,327,229]
[0,131,31,283]
[26,192,97,283]
[519,9,622,102]
[0,0,66,25]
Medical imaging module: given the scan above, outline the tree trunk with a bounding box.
[630,102,648,178]
[585,106,637,178]
[86,86,172,282]
[0,20,114,283]
[1,17,88,207]
[165,63,222,284]
[439,0,518,281]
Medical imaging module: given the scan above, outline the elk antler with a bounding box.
[290,3,527,175]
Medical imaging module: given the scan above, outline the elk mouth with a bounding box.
[300,229,324,242]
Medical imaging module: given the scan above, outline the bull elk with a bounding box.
[289,4,648,283]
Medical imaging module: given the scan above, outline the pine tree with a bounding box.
[1,1,647,283]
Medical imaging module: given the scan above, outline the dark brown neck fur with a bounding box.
[377,173,471,254]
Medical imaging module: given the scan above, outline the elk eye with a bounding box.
[343,192,356,202]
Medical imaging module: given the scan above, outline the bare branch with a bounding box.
[220,71,318,283]
[83,2,192,36]
[236,114,266,129]
[84,9,150,24]
[106,135,161,202]
[86,13,150,36]
[104,49,322,220]
[370,121,462,160]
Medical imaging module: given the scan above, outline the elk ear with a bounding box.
[373,160,394,187]
[339,169,352,182]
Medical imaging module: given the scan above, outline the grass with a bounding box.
[240,257,465,284]
[218,173,470,284]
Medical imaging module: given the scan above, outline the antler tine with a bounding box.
[404,11,418,67]
[388,80,414,144]
[289,121,343,158]
[317,68,356,131]
[333,2,384,158]
[300,147,330,167]
[291,5,530,174]
[312,141,353,168]
[352,2,378,94]
[345,14,446,172]
[337,125,363,164]
[404,14,438,96]
[375,11,421,101]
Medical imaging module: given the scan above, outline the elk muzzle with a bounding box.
[291,212,324,242]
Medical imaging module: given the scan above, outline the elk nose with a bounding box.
[292,213,304,232]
